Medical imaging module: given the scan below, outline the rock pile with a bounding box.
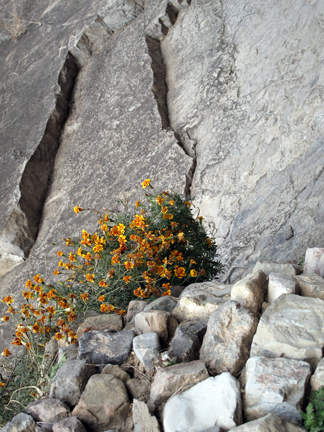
[3,248,324,432]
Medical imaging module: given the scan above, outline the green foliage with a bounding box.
[301,386,324,432]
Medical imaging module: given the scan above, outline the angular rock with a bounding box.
[172,281,232,322]
[143,296,178,313]
[133,332,161,371]
[72,374,129,432]
[132,399,161,432]
[267,272,297,304]
[200,300,258,376]
[250,294,324,370]
[311,357,324,391]
[168,326,200,364]
[230,413,305,432]
[76,314,123,340]
[126,300,148,324]
[148,360,209,413]
[58,345,79,363]
[296,274,324,300]
[134,311,177,345]
[52,417,87,432]
[26,399,70,431]
[126,378,151,402]
[253,262,300,278]
[49,359,97,408]
[101,364,131,384]
[78,330,134,364]
[231,270,267,315]
[304,247,324,277]
[2,413,36,432]
[242,356,311,424]
[163,373,242,432]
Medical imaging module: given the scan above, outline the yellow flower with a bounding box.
[57,251,64,256]
[32,323,40,333]
[190,269,198,277]
[123,276,132,284]
[98,280,108,288]
[124,261,134,270]
[142,179,151,188]
[54,332,64,340]
[74,205,82,214]
[0,382,4,387]
[2,348,12,356]
[111,255,120,265]
[2,316,9,322]
[98,295,105,302]
[69,253,76,262]
[25,279,33,289]
[101,224,108,232]
[86,274,95,283]
[80,293,89,301]
[170,200,175,205]
[178,232,185,241]
[53,269,60,275]
[135,200,140,208]
[2,296,14,304]
[174,266,186,279]
[33,274,44,284]
[190,259,197,265]
[65,237,73,246]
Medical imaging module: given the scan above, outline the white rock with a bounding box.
[230,413,305,432]
[133,399,161,432]
[253,262,299,277]
[250,294,324,370]
[295,274,324,300]
[304,248,324,277]
[133,332,161,371]
[163,373,242,432]
[242,356,311,424]
[134,310,177,345]
[267,272,297,304]
[231,270,267,315]
[311,357,324,391]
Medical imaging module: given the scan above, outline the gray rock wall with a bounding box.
[0,0,324,350]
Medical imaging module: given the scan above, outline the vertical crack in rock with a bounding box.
[146,1,195,196]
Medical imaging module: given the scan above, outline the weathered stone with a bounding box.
[72,374,129,432]
[253,262,300,278]
[296,274,324,300]
[101,364,131,384]
[2,413,36,432]
[52,417,87,432]
[126,378,151,402]
[58,345,79,363]
[172,281,232,322]
[134,311,177,345]
[76,314,123,340]
[126,300,148,324]
[250,294,324,370]
[78,330,134,365]
[148,360,209,413]
[230,413,305,432]
[267,272,297,304]
[231,271,267,315]
[163,373,242,432]
[304,248,324,277]
[49,359,97,408]
[26,399,70,431]
[132,399,161,432]
[133,332,161,371]
[242,356,311,424]
[168,326,200,364]
[143,296,178,313]
[200,300,258,376]
[311,357,324,391]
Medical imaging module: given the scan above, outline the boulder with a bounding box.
[76,314,123,340]
[267,272,297,304]
[133,332,161,371]
[49,359,97,408]
[304,247,324,277]
[231,270,267,315]
[253,262,300,278]
[2,413,36,432]
[295,273,324,300]
[230,413,305,432]
[78,329,134,364]
[26,399,70,431]
[163,373,242,432]
[126,378,151,402]
[52,417,87,432]
[168,326,200,364]
[134,310,177,345]
[132,399,161,432]
[148,360,209,413]
[200,300,258,376]
[143,296,178,313]
[310,357,324,391]
[171,281,232,322]
[242,356,311,424]
[101,364,131,384]
[72,374,129,432]
[58,345,79,363]
[250,294,324,370]
[126,300,148,324]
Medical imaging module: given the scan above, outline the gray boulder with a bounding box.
[2,413,36,432]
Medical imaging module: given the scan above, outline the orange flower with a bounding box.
[2,348,12,356]
[142,179,151,188]
[197,216,204,221]
[135,200,140,208]
[2,315,9,322]
[98,295,105,302]
[69,293,77,300]
[108,268,115,278]
[101,224,108,232]
[2,296,13,304]
[156,196,162,205]
[25,279,33,289]
[98,280,108,288]
[115,309,126,316]
[74,205,82,214]
[199,269,206,276]
[86,274,95,283]
[33,274,44,284]
[82,252,92,261]
[0,382,4,387]
[93,244,104,253]
[48,289,56,298]
[80,293,89,301]
[57,251,64,257]
[65,237,73,246]
[53,269,60,275]
[123,276,132,284]
[54,332,64,340]
[206,238,212,247]
[68,312,77,322]
[12,338,22,346]
[190,259,197,265]
[32,323,40,333]
[178,232,185,241]
[174,266,186,279]
[57,319,65,327]
[47,306,56,314]
[190,269,198,277]
[111,255,120,265]
[100,304,114,313]
[124,261,134,270]
[69,253,76,262]
[184,201,191,207]
[170,200,175,205]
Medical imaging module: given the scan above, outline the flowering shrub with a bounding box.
[0,179,222,421]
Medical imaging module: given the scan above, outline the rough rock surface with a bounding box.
[267,272,297,304]
[311,357,324,392]
[1,413,36,432]
[250,294,324,370]
[76,314,123,340]
[26,399,70,430]
[52,417,87,432]
[230,413,305,432]
[163,373,242,432]
[253,262,300,278]
[134,310,177,345]
[133,332,161,371]
[242,356,311,424]
[304,248,324,277]
[72,374,129,432]
[296,273,324,300]
[132,399,161,432]
[200,300,258,376]
[231,271,267,315]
